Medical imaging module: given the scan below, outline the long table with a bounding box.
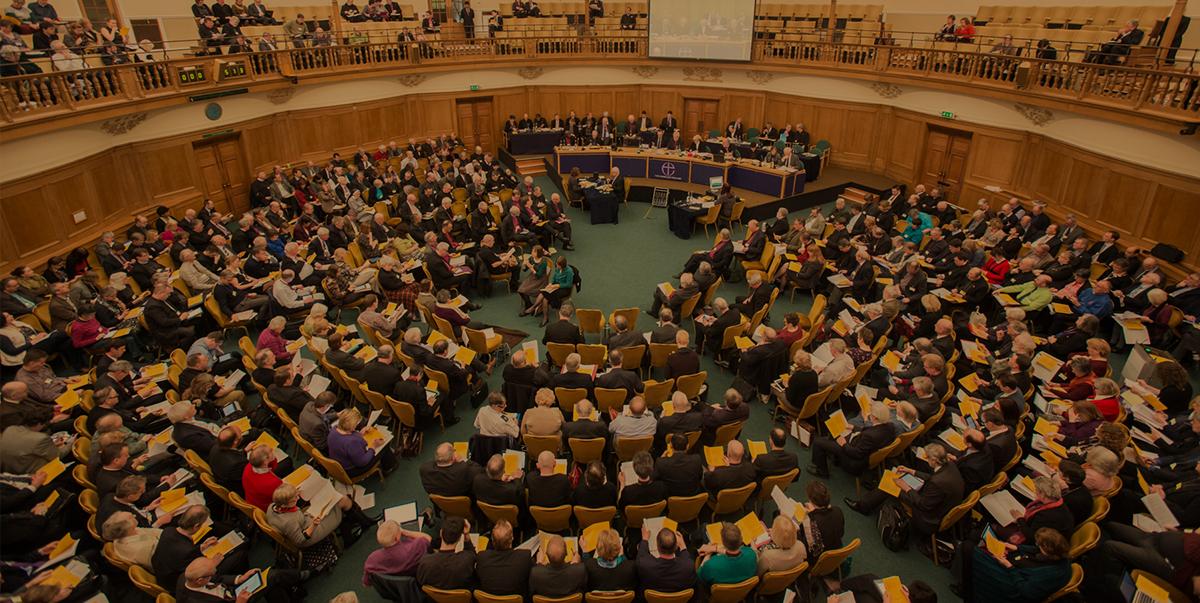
[554,147,805,200]
[507,129,563,155]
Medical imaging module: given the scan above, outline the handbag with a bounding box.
[877,499,910,551]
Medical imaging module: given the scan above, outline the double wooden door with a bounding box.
[683,98,720,141]
[456,97,495,151]
[193,136,247,214]
[920,127,972,202]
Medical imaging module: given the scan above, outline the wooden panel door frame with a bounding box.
[455,96,495,152]
[191,133,249,214]
[919,125,973,203]
[682,97,720,143]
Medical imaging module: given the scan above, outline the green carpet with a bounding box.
[278,174,960,602]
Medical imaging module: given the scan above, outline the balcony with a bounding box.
[2,32,1197,138]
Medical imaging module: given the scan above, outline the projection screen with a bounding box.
[648,0,756,62]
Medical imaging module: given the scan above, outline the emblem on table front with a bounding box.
[660,162,677,179]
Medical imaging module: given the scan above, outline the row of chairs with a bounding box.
[974,5,1167,31]
[756,4,885,22]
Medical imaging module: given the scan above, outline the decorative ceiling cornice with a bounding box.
[398,74,427,87]
[870,82,902,98]
[1014,103,1053,126]
[682,67,722,82]
[99,112,147,136]
[746,70,774,85]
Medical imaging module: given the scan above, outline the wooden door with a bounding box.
[456,97,495,151]
[193,136,248,214]
[920,127,972,202]
[683,98,720,141]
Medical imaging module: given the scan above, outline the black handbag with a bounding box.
[877,499,911,551]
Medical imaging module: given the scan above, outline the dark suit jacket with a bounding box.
[753,449,799,478]
[900,463,965,535]
[667,348,701,379]
[543,319,584,345]
[267,384,313,421]
[475,549,533,597]
[704,461,757,493]
[605,330,644,351]
[563,419,608,445]
[595,368,643,400]
[619,479,670,508]
[986,430,1019,473]
[549,370,593,392]
[526,472,572,507]
[654,453,705,497]
[702,308,743,350]
[325,348,366,378]
[419,460,481,498]
[956,449,995,494]
[151,528,204,591]
[172,422,217,456]
[208,446,249,493]
[360,360,403,395]
[472,474,522,506]
[842,423,897,473]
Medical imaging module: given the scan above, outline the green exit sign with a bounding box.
[470,84,480,91]
[940,111,956,119]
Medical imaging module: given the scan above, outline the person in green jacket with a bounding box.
[996,274,1055,312]
[697,522,758,590]
[529,255,574,327]
[969,527,1072,603]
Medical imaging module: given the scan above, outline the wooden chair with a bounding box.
[129,566,169,598]
[577,343,607,367]
[709,576,758,603]
[464,326,503,357]
[666,493,709,525]
[622,500,667,529]
[474,591,524,603]
[641,378,674,410]
[101,542,133,573]
[648,343,676,376]
[707,482,756,520]
[584,592,635,603]
[593,387,628,415]
[422,586,472,603]
[1084,497,1110,524]
[711,319,748,360]
[613,434,653,462]
[524,433,562,459]
[712,420,745,447]
[674,371,706,399]
[576,309,605,340]
[644,590,694,603]
[757,562,809,598]
[429,494,474,519]
[609,307,640,332]
[555,387,589,414]
[694,203,721,238]
[774,384,830,421]
[1044,564,1084,602]
[547,342,576,367]
[568,437,606,464]
[757,468,800,514]
[533,595,583,603]
[930,491,980,565]
[1068,522,1099,558]
[856,438,902,495]
[530,504,573,533]
[573,505,617,530]
[618,345,646,373]
[477,501,520,528]
[808,538,860,581]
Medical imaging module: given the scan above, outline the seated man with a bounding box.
[808,401,897,478]
[654,432,705,497]
[416,516,476,590]
[703,440,757,495]
[420,442,482,498]
[472,453,523,507]
[609,395,656,442]
[650,272,699,318]
[474,520,532,597]
[525,450,571,508]
[618,450,668,508]
[753,427,799,478]
[701,388,750,445]
[697,522,758,589]
[636,524,695,593]
[529,534,587,599]
[363,519,431,584]
[594,349,643,401]
[101,511,160,571]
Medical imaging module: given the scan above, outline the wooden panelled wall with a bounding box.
[3,84,1199,273]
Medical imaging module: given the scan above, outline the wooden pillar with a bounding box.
[1158,0,1188,62]
[828,0,838,41]
[330,0,343,39]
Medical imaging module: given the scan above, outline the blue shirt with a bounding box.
[901,212,932,245]
[1076,288,1113,319]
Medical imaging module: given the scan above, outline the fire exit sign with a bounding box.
[940,111,956,119]
[470,84,480,91]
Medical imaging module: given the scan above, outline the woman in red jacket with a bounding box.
[69,305,107,352]
[1087,377,1122,422]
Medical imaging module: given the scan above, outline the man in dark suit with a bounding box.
[701,387,750,444]
[152,505,247,592]
[808,402,897,478]
[594,349,643,401]
[562,399,608,447]
[753,428,799,478]
[846,442,964,546]
[144,285,195,351]
[650,272,700,318]
[653,432,705,497]
[667,330,700,380]
[982,409,1018,473]
[682,229,734,275]
[659,111,677,135]
[549,353,594,393]
[649,310,682,345]
[1088,230,1122,265]
[474,520,532,597]
[420,442,482,498]
[542,306,584,346]
[695,298,742,358]
[360,346,404,394]
[618,451,670,508]
[472,453,523,506]
[207,426,251,493]
[954,429,996,494]
[526,450,572,507]
[703,440,757,494]
[656,393,704,448]
[734,273,774,319]
[738,220,766,261]
[603,315,643,351]
[167,402,219,456]
[324,332,366,378]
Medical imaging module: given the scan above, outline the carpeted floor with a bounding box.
[271,167,965,602]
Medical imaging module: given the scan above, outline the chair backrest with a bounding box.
[386,395,418,429]
[79,488,99,513]
[577,343,608,366]
[678,293,702,322]
[585,592,635,603]
[101,542,133,572]
[568,437,606,464]
[810,538,861,577]
[758,468,800,501]
[622,500,667,528]
[547,342,576,366]
[183,449,213,475]
[758,562,809,596]
[712,420,745,447]
[1084,497,1110,524]
[709,576,759,603]
[619,345,646,370]
[530,504,573,532]
[674,371,707,399]
[977,472,1008,497]
[72,436,91,464]
[610,307,640,331]
[666,493,709,524]
[524,433,562,459]
[647,343,675,369]
[573,505,617,529]
[477,501,520,527]
[1068,522,1099,559]
[129,566,168,598]
[533,595,583,603]
[425,366,450,395]
[429,494,474,518]
[702,277,724,306]
[643,590,695,603]
[432,314,456,338]
[1043,564,1084,602]
[641,379,674,409]
[711,481,757,516]
[554,387,589,413]
[421,585,473,603]
[938,491,981,532]
[593,387,628,415]
[576,309,605,335]
[72,464,96,490]
[475,592,525,603]
[614,434,653,462]
[719,320,748,351]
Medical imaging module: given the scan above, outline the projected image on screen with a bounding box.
[648,0,755,61]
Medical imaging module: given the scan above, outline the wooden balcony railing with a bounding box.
[2,35,1196,131]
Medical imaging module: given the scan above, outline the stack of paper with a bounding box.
[980,490,1025,526]
[503,450,526,476]
[825,410,850,437]
[747,440,768,460]
[703,446,726,468]
[642,517,679,556]
[1031,352,1064,383]
[202,531,245,558]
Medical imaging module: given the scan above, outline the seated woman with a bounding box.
[527,256,575,327]
[432,289,485,339]
[327,408,397,477]
[183,373,246,421]
[257,316,294,364]
[775,312,808,347]
[517,245,552,315]
[755,514,808,576]
[1127,359,1193,416]
[1087,378,1121,422]
[963,528,1071,603]
[1052,400,1103,448]
[997,476,1075,545]
[266,481,378,570]
[1044,356,1095,402]
[778,243,823,292]
[1082,446,1120,497]
[583,528,637,592]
